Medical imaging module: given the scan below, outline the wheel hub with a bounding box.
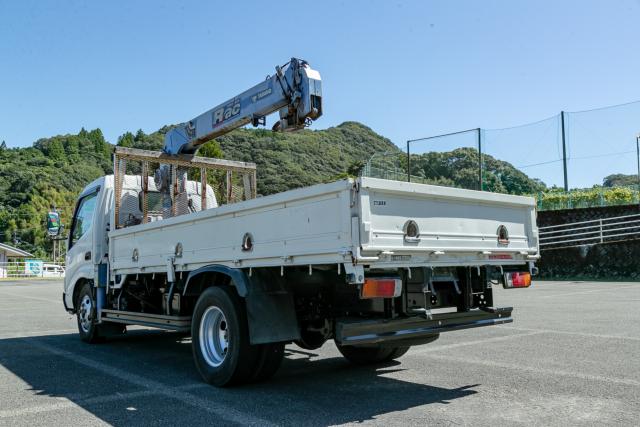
[199,306,229,367]
[79,294,93,333]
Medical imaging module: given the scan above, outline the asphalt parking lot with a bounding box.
[0,279,638,426]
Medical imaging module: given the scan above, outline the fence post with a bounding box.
[599,188,604,207]
[561,111,568,191]
[537,192,542,210]
[406,141,411,183]
[599,218,604,243]
[477,128,483,191]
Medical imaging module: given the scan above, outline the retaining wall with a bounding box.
[537,204,640,280]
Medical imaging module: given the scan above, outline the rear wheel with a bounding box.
[251,342,285,382]
[191,286,261,387]
[337,344,405,365]
[385,346,410,360]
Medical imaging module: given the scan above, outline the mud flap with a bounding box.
[245,269,300,345]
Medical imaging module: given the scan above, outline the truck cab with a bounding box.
[64,174,216,312]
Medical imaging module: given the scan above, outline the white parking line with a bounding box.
[411,330,544,355]
[0,382,210,419]
[532,281,639,288]
[22,339,277,426]
[421,353,640,387]
[503,325,640,342]
[0,329,77,340]
[0,389,158,419]
[538,286,639,298]
[0,291,60,304]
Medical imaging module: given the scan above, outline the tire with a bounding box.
[385,346,410,360]
[75,283,102,343]
[295,330,327,350]
[191,286,260,387]
[76,283,126,343]
[251,342,285,382]
[99,322,127,337]
[337,344,395,365]
[338,334,440,365]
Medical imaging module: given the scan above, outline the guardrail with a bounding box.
[539,213,640,250]
[0,262,65,279]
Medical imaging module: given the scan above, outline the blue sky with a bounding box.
[1,0,639,188]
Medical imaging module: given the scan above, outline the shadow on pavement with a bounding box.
[0,330,478,425]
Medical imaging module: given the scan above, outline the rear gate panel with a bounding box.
[357,177,538,256]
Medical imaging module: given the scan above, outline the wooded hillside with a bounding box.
[0,122,545,257]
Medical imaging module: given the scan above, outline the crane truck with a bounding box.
[63,57,538,386]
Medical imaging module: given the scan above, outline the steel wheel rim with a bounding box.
[79,294,93,333]
[199,306,229,367]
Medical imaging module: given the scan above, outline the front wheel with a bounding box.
[76,283,100,343]
[76,283,125,343]
[191,286,261,387]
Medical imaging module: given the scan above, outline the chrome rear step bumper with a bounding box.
[335,307,513,346]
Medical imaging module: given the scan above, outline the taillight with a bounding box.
[503,272,531,288]
[360,278,402,299]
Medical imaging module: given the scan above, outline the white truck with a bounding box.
[63,58,538,386]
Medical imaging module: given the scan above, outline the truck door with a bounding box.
[65,188,99,297]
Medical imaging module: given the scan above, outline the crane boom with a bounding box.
[163,57,322,155]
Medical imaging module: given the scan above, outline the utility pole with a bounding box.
[561,111,568,191]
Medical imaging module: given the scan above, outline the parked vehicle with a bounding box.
[42,263,65,277]
[63,148,538,386]
[62,57,538,386]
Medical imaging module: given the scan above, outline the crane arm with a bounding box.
[163,57,322,155]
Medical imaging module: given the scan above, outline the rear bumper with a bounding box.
[335,307,513,346]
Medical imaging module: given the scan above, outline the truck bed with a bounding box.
[109,178,538,277]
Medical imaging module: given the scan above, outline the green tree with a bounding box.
[88,128,108,156]
[197,140,224,159]
[134,129,146,142]
[117,132,135,147]
[603,173,638,187]
[48,139,66,162]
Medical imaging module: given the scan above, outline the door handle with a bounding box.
[84,251,91,261]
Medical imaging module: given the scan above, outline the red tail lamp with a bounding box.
[360,278,402,299]
[503,272,531,288]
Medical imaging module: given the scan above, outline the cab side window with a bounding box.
[69,192,98,248]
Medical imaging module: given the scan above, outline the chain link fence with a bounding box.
[363,100,640,210]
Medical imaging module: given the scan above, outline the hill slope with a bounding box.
[0,122,544,257]
[122,121,400,195]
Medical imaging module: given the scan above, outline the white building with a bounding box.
[0,242,34,278]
